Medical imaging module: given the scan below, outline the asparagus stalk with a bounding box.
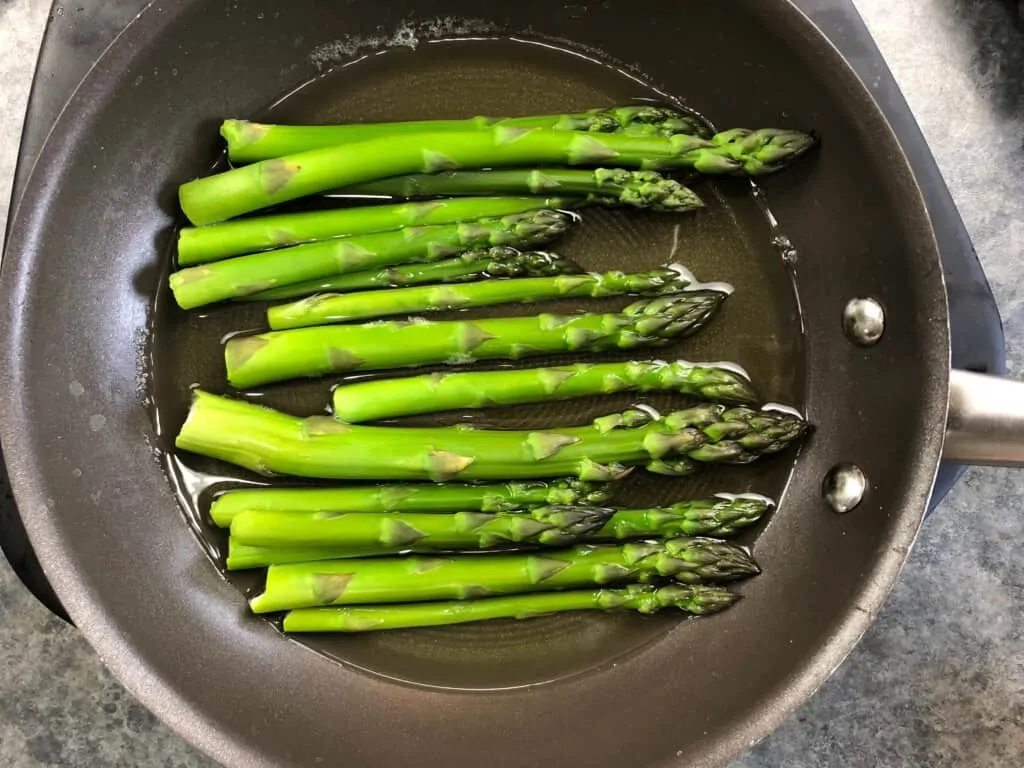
[169,210,572,309]
[339,169,703,212]
[282,583,738,632]
[231,506,614,550]
[596,494,772,540]
[267,265,702,329]
[250,536,759,612]
[180,127,818,224]
[240,248,581,303]
[646,458,701,476]
[222,106,710,162]
[226,292,728,387]
[227,539,347,570]
[175,390,808,482]
[224,494,771,569]
[176,196,566,266]
[210,478,613,527]
[332,359,758,423]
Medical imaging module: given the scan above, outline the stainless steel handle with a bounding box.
[943,369,1024,465]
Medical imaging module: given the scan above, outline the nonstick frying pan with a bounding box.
[2,1,1023,766]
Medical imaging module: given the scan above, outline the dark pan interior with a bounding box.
[152,36,807,690]
[0,1,948,766]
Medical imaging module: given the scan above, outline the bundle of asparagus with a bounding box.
[168,105,814,305]
[221,106,714,162]
[224,493,772,569]
[167,103,818,633]
[217,487,771,629]
[170,209,574,309]
[337,168,705,212]
[176,195,568,265]
[240,248,581,303]
[283,585,739,633]
[180,125,815,225]
[251,536,760,613]
[209,478,613,527]
[226,293,729,387]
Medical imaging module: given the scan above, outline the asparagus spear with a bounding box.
[231,505,614,550]
[176,196,566,266]
[266,265,702,329]
[169,209,572,309]
[332,359,758,423]
[282,583,738,632]
[175,390,808,482]
[646,457,701,476]
[210,478,613,527]
[596,494,772,540]
[226,292,728,387]
[226,494,770,566]
[223,494,771,569]
[222,106,710,162]
[339,169,703,212]
[240,248,581,303]
[227,540,354,570]
[249,536,759,612]
[180,127,818,224]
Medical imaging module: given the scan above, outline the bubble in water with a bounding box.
[309,16,498,71]
[772,234,799,265]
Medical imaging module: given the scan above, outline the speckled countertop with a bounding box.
[0,0,1021,766]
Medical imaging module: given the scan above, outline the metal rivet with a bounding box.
[822,463,867,514]
[842,298,885,346]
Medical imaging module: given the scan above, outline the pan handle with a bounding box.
[943,369,1024,465]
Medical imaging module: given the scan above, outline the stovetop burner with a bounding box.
[0,0,1007,622]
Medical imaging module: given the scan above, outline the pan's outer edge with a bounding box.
[710,3,950,761]
[695,5,950,767]
[0,7,275,768]
[0,2,951,767]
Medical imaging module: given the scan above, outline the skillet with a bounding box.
[2,1,1023,766]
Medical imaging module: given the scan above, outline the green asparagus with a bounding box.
[226,292,727,387]
[240,248,581,303]
[223,494,772,569]
[266,265,702,329]
[210,478,613,527]
[331,359,758,422]
[169,209,572,309]
[176,196,566,266]
[180,127,818,224]
[230,505,613,550]
[222,106,710,162]
[646,457,701,476]
[227,540,352,570]
[249,536,759,612]
[175,390,808,482]
[597,494,772,539]
[341,169,703,212]
[282,583,738,632]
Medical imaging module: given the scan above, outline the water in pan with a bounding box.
[148,37,806,690]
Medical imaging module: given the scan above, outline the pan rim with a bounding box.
[0,1,951,766]
[0,7,277,768]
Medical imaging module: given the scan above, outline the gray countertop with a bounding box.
[0,0,1021,765]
